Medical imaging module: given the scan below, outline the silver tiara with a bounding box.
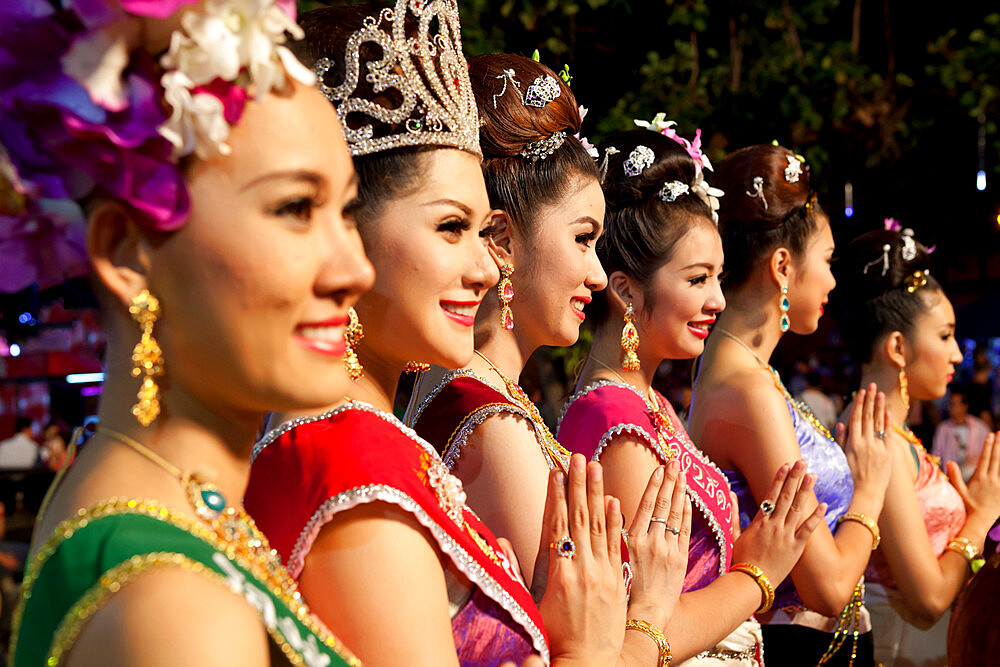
[519,131,567,162]
[623,145,654,177]
[523,75,561,108]
[313,0,480,158]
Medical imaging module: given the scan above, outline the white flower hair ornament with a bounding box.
[691,169,724,223]
[157,0,315,159]
[574,106,600,159]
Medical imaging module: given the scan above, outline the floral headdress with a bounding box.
[0,0,312,291]
[633,113,723,222]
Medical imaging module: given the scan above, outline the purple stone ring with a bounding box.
[551,536,577,558]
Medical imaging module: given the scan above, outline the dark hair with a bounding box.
[15,417,31,433]
[806,371,822,388]
[949,385,969,405]
[712,144,825,289]
[294,4,440,224]
[837,228,942,363]
[469,53,598,236]
[590,129,717,324]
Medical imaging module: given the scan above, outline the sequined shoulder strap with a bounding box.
[12,502,358,667]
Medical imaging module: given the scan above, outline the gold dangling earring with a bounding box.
[621,302,640,372]
[404,361,430,374]
[129,290,164,427]
[779,284,790,333]
[899,367,910,416]
[344,307,364,381]
[498,263,514,330]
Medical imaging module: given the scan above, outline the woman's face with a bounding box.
[511,175,607,348]
[904,291,963,401]
[356,149,497,370]
[787,216,836,335]
[636,219,725,360]
[148,81,374,415]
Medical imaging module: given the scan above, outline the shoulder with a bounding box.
[558,382,654,455]
[66,565,269,667]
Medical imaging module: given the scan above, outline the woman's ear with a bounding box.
[769,246,792,287]
[88,201,153,308]
[606,271,636,313]
[488,209,514,263]
[883,331,908,369]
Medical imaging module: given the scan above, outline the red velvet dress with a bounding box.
[244,401,548,665]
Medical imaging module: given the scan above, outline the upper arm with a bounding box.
[599,433,662,526]
[67,566,270,667]
[449,411,551,586]
[298,501,461,667]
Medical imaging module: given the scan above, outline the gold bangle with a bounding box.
[625,618,671,667]
[730,561,775,614]
[947,537,983,572]
[837,511,881,550]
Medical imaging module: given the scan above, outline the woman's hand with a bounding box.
[536,454,627,665]
[624,459,692,631]
[731,460,828,585]
[839,384,892,504]
[949,432,1000,530]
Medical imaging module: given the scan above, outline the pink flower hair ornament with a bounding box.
[0,0,312,291]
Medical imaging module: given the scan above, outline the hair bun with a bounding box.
[713,144,812,233]
[469,53,582,159]
[839,228,934,301]
[598,130,701,209]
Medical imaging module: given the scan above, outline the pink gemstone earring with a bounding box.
[498,264,514,330]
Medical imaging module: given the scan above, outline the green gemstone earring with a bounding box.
[779,285,790,332]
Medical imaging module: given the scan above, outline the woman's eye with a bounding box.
[689,275,709,286]
[576,232,597,247]
[437,218,471,236]
[342,197,362,228]
[480,223,498,239]
[271,196,316,221]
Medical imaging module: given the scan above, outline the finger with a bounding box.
[532,468,565,601]
[496,537,525,585]
[988,433,1000,478]
[653,459,680,527]
[861,383,877,439]
[567,454,591,557]
[772,460,807,523]
[666,468,687,534]
[785,473,816,527]
[973,433,993,480]
[586,460,609,559]
[606,496,623,563]
[631,466,665,533]
[756,462,790,521]
[835,421,847,448]
[873,392,886,439]
[796,502,828,540]
[848,388,866,442]
[947,461,971,503]
[678,495,693,554]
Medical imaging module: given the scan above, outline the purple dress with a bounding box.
[723,396,854,610]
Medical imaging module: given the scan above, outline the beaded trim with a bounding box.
[290,483,549,662]
[443,402,536,468]
[408,369,477,427]
[12,499,358,666]
[256,401,549,662]
[561,380,732,578]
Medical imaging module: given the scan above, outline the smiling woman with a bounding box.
[2,1,372,666]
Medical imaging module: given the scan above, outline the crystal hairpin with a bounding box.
[623,145,654,177]
[520,131,567,162]
[900,229,917,261]
[492,69,522,108]
[784,155,803,183]
[523,75,561,108]
[313,0,481,158]
[746,176,768,210]
[598,146,620,181]
[904,269,930,293]
[658,181,690,202]
[864,244,892,276]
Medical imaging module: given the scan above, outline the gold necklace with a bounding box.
[715,328,834,442]
[97,426,298,600]
[587,355,678,446]
[473,350,571,467]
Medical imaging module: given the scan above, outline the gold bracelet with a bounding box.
[837,511,881,550]
[730,561,775,614]
[625,618,671,667]
[947,537,985,573]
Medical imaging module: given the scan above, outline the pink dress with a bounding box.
[558,381,763,665]
[865,444,966,667]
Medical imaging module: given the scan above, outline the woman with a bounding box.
[559,127,827,664]
[244,6,641,665]
[838,227,1000,666]
[406,53,691,665]
[689,144,892,666]
[4,1,372,664]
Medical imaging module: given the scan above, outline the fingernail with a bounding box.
[609,497,620,514]
[572,456,585,473]
[654,466,664,481]
[555,471,565,485]
[668,459,680,472]
[589,462,603,482]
